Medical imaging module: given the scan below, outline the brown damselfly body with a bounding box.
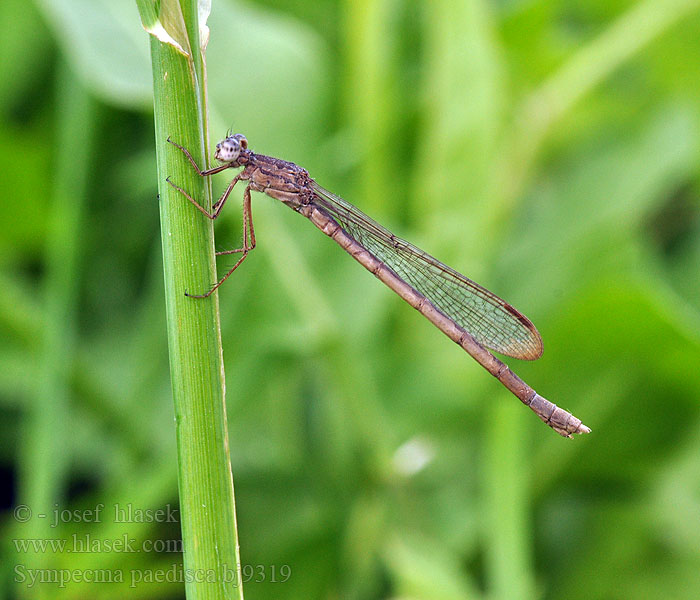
[166,134,590,438]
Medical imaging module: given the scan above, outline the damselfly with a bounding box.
[166,134,590,437]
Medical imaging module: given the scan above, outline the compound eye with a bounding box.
[215,138,241,163]
[233,134,248,149]
[226,142,240,159]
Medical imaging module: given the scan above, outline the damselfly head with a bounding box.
[215,133,248,164]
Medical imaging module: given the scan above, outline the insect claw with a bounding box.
[184,283,216,299]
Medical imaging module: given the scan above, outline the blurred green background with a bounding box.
[3,0,700,598]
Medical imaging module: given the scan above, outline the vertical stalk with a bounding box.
[144,1,243,598]
[17,60,92,600]
[342,0,395,214]
[482,405,535,600]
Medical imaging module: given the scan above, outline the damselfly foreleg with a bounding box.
[167,137,231,177]
[166,138,241,220]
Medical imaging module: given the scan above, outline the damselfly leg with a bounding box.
[166,138,256,298]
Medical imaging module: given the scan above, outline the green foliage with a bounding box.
[3,0,700,598]
[144,1,245,599]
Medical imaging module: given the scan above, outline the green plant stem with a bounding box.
[482,403,534,600]
[17,61,92,600]
[149,4,243,598]
[343,0,396,215]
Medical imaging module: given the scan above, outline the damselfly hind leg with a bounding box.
[185,185,256,299]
